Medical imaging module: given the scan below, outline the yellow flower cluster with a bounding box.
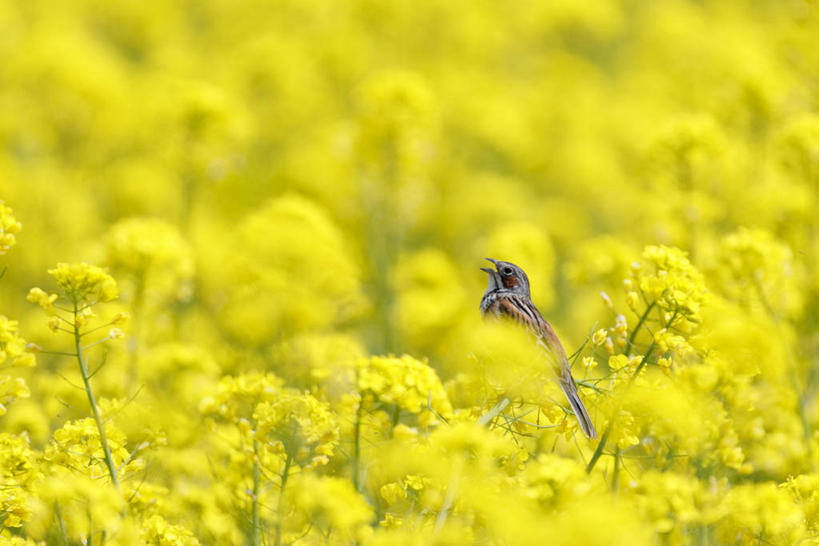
[713,227,802,319]
[141,515,201,546]
[37,263,118,306]
[199,371,283,422]
[0,432,36,528]
[1,0,819,543]
[358,354,453,424]
[43,418,142,481]
[253,390,339,468]
[0,318,35,416]
[284,474,373,543]
[0,201,22,256]
[632,245,707,329]
[105,217,195,308]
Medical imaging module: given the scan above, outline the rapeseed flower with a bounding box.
[0,202,22,256]
[1,0,819,543]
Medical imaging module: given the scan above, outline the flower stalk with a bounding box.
[73,300,121,492]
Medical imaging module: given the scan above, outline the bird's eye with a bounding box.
[502,266,514,275]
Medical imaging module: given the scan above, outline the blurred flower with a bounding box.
[43,418,142,481]
[253,389,339,469]
[0,432,37,528]
[209,195,363,345]
[0,201,22,255]
[712,227,802,319]
[393,249,465,349]
[45,262,118,305]
[105,217,194,305]
[284,474,372,542]
[141,515,200,546]
[358,354,453,426]
[636,245,707,328]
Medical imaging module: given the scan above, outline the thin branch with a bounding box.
[426,391,449,424]
[104,384,144,421]
[625,301,656,356]
[73,301,121,493]
[38,350,78,357]
[478,397,509,426]
[86,352,109,379]
[80,319,120,338]
[82,336,114,352]
[586,310,678,474]
[569,321,598,363]
[56,373,86,391]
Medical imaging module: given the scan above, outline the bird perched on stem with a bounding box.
[480,258,597,439]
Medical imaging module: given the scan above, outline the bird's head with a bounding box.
[481,258,531,297]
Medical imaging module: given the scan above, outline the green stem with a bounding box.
[391,404,400,431]
[252,440,261,546]
[625,301,655,356]
[87,506,93,546]
[612,446,621,494]
[585,416,614,473]
[586,310,678,475]
[585,342,656,474]
[74,301,121,492]
[353,398,363,491]
[55,502,69,545]
[275,454,293,546]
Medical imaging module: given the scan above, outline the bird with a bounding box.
[480,258,597,439]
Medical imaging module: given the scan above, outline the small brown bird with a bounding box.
[480,258,597,439]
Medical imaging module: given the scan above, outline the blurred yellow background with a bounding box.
[2,0,819,544]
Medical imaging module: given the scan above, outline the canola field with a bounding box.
[2,1,819,544]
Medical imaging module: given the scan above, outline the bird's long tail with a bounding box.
[532,319,597,440]
[560,377,597,440]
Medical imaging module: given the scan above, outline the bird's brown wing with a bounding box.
[495,294,598,439]
[495,295,567,363]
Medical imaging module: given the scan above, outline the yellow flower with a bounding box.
[0,317,35,369]
[0,432,37,528]
[141,515,201,546]
[521,453,591,508]
[0,317,35,415]
[27,473,124,542]
[380,482,407,505]
[105,217,195,305]
[43,418,141,481]
[285,474,373,543]
[47,262,119,305]
[0,201,22,255]
[393,249,465,348]
[46,316,60,333]
[712,482,806,544]
[637,246,707,327]
[0,377,30,416]
[582,356,598,371]
[358,355,453,425]
[111,311,130,325]
[626,291,640,310]
[253,390,339,468]
[25,288,57,312]
[713,227,802,319]
[210,195,363,345]
[199,372,283,422]
[628,471,707,537]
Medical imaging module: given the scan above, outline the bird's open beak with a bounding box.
[482,257,500,274]
[481,259,501,291]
